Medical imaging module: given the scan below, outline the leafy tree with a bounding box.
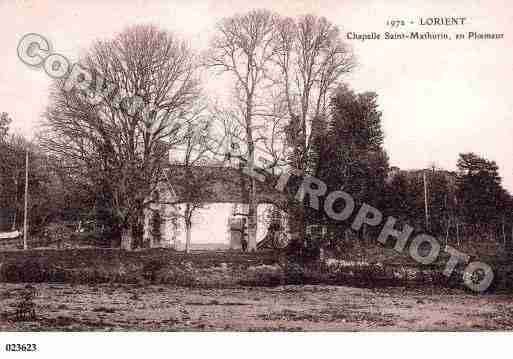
[455,152,512,245]
[456,152,504,227]
[382,172,416,224]
[312,86,389,240]
[425,168,455,236]
[1,120,86,235]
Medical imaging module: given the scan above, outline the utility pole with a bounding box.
[23,149,29,250]
[502,215,506,246]
[11,176,18,231]
[423,170,430,232]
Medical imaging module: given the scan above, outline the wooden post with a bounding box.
[456,220,460,246]
[11,176,18,230]
[423,171,430,232]
[445,218,450,246]
[185,203,191,253]
[23,150,29,250]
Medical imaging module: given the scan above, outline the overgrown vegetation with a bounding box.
[1,249,512,293]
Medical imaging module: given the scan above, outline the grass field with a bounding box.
[1,283,513,331]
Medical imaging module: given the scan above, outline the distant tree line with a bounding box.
[295,88,513,252]
[0,112,91,235]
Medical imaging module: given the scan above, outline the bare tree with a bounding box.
[40,24,200,250]
[273,14,354,237]
[205,10,278,251]
[0,112,11,142]
[168,106,212,253]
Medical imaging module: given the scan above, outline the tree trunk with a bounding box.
[445,218,450,246]
[288,202,306,253]
[456,221,460,246]
[247,176,258,252]
[120,226,133,251]
[298,203,307,244]
[243,141,258,252]
[508,222,513,250]
[11,209,17,231]
[185,219,192,254]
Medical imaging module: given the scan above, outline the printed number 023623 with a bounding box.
[5,344,38,352]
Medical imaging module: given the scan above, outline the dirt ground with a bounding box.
[1,283,513,331]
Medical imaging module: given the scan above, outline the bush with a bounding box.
[71,231,111,247]
[283,262,305,284]
[43,223,74,247]
[152,264,197,286]
[239,264,284,287]
[1,261,50,282]
[142,260,166,282]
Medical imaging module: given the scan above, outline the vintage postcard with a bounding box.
[0,0,512,356]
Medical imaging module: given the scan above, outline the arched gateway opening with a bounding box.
[142,163,290,251]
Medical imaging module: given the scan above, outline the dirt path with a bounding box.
[1,283,512,331]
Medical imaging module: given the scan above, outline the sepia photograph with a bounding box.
[0,0,512,356]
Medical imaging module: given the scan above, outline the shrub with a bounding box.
[1,262,49,282]
[43,223,74,248]
[240,264,284,287]
[142,260,166,283]
[153,265,197,286]
[283,262,305,285]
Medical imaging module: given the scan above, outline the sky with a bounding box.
[1,0,512,242]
